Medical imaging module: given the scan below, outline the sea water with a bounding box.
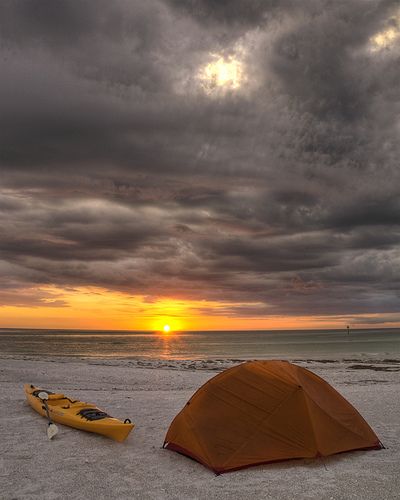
[1,328,400,360]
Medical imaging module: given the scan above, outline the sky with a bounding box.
[1,0,400,331]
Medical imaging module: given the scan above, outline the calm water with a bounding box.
[1,328,400,360]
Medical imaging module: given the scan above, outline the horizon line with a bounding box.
[1,326,399,333]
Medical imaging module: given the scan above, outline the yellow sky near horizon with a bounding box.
[0,285,398,331]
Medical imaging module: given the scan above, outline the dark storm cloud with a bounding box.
[271,1,391,121]
[0,0,163,50]
[0,0,99,45]
[1,0,400,319]
[0,197,173,262]
[167,0,294,28]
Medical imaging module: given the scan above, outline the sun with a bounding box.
[198,54,244,93]
[163,324,171,334]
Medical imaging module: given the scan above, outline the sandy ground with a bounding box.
[0,356,399,500]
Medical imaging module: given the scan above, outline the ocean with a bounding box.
[1,328,400,360]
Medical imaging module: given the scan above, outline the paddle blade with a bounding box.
[47,423,58,440]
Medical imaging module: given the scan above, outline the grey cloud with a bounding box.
[0,0,399,320]
[0,1,163,51]
[349,315,400,325]
[0,198,172,263]
[271,0,398,120]
[167,0,294,28]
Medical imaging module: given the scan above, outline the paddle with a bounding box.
[37,391,59,440]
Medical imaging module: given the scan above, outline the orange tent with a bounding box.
[164,360,382,473]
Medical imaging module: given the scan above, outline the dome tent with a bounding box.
[164,360,382,474]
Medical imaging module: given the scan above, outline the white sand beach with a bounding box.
[1,356,399,500]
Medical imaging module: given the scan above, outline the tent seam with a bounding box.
[220,385,302,469]
[302,389,320,455]
[182,409,214,468]
[303,391,369,442]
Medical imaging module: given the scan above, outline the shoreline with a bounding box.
[1,353,400,372]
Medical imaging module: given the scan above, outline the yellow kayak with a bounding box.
[24,384,134,442]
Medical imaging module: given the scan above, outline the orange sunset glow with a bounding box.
[1,285,398,331]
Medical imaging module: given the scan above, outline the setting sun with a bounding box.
[163,324,171,333]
